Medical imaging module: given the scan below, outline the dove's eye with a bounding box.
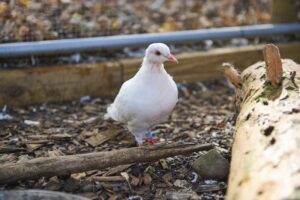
[155,51,161,56]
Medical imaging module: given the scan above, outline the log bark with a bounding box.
[226,45,300,200]
[0,142,212,185]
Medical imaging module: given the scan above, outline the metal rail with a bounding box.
[0,23,299,58]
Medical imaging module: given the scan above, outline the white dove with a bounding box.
[106,43,178,145]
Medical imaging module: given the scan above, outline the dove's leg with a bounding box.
[144,131,159,144]
[128,121,151,146]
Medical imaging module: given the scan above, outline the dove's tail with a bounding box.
[105,104,119,121]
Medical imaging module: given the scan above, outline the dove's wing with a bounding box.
[107,79,135,123]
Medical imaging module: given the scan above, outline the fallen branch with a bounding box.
[0,142,212,185]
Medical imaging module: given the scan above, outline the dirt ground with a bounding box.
[0,79,235,200]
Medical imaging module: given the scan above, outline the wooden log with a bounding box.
[0,142,212,185]
[271,0,298,23]
[226,44,300,200]
[1,43,300,106]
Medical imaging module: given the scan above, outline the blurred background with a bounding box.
[0,0,299,68]
[0,0,272,43]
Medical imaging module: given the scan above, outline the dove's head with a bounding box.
[145,43,178,64]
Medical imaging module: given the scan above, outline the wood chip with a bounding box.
[142,173,152,185]
[71,172,86,180]
[159,159,169,169]
[84,128,123,147]
[162,173,173,187]
[130,175,141,187]
[48,149,64,157]
[104,164,133,176]
[26,143,43,152]
[0,146,26,153]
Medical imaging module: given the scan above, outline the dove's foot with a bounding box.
[144,137,159,144]
[144,132,159,144]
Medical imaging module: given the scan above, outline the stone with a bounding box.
[192,149,229,180]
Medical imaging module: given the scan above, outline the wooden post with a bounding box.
[271,0,298,23]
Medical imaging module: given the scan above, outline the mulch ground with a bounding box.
[0,79,235,200]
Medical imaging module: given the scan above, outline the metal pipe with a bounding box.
[0,23,299,58]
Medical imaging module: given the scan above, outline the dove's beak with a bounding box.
[167,54,178,64]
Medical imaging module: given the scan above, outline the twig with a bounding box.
[91,176,126,182]
[27,134,72,141]
[223,63,242,88]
